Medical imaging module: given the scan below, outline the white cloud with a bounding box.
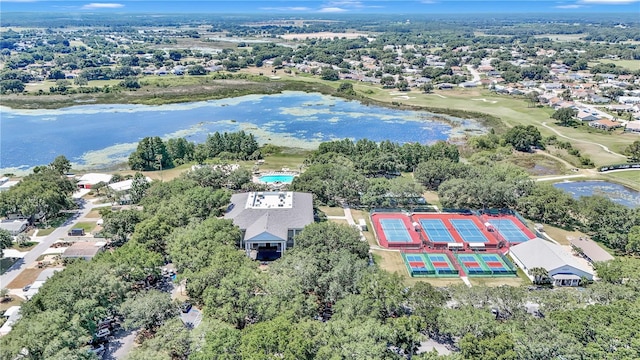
[81,3,124,10]
[318,7,348,12]
[260,6,311,11]
[555,4,584,8]
[580,0,639,3]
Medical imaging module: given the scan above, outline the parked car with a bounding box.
[180,301,192,313]
[88,343,105,355]
[95,328,111,338]
[22,284,31,292]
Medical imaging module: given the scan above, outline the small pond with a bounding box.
[553,180,640,208]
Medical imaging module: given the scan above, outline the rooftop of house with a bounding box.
[62,241,106,258]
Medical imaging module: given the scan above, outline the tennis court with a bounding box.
[488,219,530,243]
[379,218,412,242]
[420,219,455,243]
[478,253,516,274]
[449,219,489,243]
[402,253,459,277]
[456,253,516,277]
[427,254,458,275]
[402,253,435,276]
[457,254,486,274]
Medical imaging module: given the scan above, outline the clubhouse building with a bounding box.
[224,191,314,260]
[509,238,594,286]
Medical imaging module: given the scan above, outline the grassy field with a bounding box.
[533,33,586,42]
[540,224,588,246]
[589,59,640,71]
[319,206,346,217]
[601,170,640,191]
[468,276,526,287]
[72,221,97,233]
[35,228,55,236]
[328,218,349,226]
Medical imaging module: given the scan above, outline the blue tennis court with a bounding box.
[457,254,484,272]
[420,219,455,242]
[488,219,530,243]
[379,218,412,242]
[449,219,489,243]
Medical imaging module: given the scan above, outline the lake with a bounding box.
[553,180,640,208]
[0,91,485,174]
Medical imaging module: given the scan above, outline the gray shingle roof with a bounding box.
[509,238,592,274]
[224,192,314,242]
[568,237,614,263]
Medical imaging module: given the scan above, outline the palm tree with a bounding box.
[529,267,551,285]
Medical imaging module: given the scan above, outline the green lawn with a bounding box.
[589,59,640,72]
[72,221,97,233]
[36,227,55,236]
[601,170,640,191]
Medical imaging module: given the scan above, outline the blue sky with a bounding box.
[0,0,638,13]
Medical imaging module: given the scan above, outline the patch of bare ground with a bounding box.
[5,268,43,289]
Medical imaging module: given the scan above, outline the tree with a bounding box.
[336,82,355,95]
[0,228,12,257]
[503,125,542,152]
[380,75,396,88]
[188,64,207,76]
[529,267,551,285]
[626,226,640,254]
[129,137,172,171]
[397,79,409,91]
[119,290,177,331]
[130,172,150,204]
[422,83,434,93]
[551,107,577,127]
[119,77,140,89]
[320,67,339,81]
[624,140,640,162]
[49,155,71,175]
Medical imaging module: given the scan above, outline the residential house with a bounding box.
[576,110,599,122]
[62,241,107,261]
[589,118,622,131]
[77,173,113,189]
[625,120,640,133]
[0,219,28,236]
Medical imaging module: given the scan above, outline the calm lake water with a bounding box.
[553,180,640,208]
[0,92,485,174]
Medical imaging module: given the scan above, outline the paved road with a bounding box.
[466,65,481,83]
[1,199,106,288]
[103,329,136,360]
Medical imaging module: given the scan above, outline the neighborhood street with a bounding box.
[1,198,107,288]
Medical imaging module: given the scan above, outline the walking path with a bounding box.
[540,122,627,159]
[535,174,586,182]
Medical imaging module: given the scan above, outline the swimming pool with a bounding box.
[259,174,295,184]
